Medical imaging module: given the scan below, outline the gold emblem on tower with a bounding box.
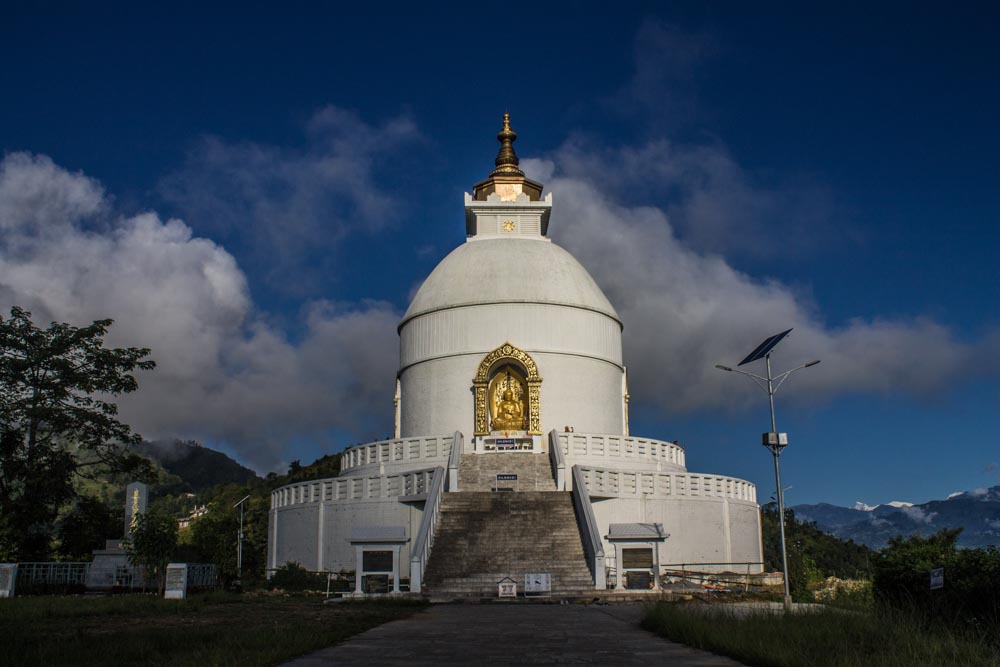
[502,220,516,232]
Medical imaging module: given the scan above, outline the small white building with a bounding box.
[268,115,763,594]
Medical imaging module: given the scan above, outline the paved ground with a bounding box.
[282,603,745,666]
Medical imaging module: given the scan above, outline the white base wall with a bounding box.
[591,496,763,572]
[269,497,424,577]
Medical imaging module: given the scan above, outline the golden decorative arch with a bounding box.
[473,342,542,435]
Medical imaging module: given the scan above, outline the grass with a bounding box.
[0,592,428,666]
[641,601,1000,667]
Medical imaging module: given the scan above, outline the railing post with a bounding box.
[548,430,566,490]
[448,431,463,491]
[571,465,606,589]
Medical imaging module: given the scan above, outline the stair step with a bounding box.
[422,486,595,595]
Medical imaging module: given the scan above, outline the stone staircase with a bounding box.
[458,452,557,492]
[423,451,595,596]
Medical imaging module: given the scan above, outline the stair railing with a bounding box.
[548,429,566,490]
[571,465,606,589]
[409,465,446,593]
[447,431,463,491]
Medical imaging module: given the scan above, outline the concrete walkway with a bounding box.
[282,603,745,666]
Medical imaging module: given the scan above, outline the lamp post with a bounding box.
[715,328,819,613]
[233,494,251,583]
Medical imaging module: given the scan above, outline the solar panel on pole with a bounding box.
[738,328,793,366]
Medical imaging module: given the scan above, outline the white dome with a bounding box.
[401,238,620,327]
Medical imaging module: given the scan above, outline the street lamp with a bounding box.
[233,495,251,583]
[716,328,819,613]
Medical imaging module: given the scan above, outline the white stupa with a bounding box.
[268,115,762,596]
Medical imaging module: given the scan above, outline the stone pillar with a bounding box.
[614,544,624,590]
[354,546,364,594]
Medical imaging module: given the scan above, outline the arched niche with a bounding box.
[472,342,542,436]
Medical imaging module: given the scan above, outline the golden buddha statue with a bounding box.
[491,388,525,431]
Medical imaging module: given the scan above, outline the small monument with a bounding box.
[124,481,148,537]
[85,481,150,590]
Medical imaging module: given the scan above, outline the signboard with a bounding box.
[164,563,188,599]
[930,567,944,591]
[0,563,17,598]
[498,577,517,598]
[622,548,654,569]
[525,573,551,594]
[362,550,393,572]
[496,474,518,482]
[495,438,517,447]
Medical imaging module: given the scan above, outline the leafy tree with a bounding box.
[184,484,269,585]
[125,510,178,593]
[57,495,122,560]
[761,503,873,600]
[0,306,155,559]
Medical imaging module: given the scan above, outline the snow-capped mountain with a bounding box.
[793,486,1000,549]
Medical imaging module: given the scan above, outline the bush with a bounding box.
[269,562,328,591]
[873,529,1000,630]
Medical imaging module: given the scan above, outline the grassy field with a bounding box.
[642,601,1000,667]
[0,592,427,666]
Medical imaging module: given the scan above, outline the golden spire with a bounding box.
[472,112,543,202]
[490,112,525,177]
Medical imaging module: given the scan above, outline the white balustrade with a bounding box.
[271,468,438,509]
[558,433,687,469]
[339,435,455,474]
[575,466,756,503]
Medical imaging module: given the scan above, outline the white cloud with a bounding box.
[0,152,397,471]
[522,148,994,414]
[900,506,937,524]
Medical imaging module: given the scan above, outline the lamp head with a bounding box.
[715,364,733,372]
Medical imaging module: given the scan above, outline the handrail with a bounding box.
[571,465,606,589]
[409,466,446,593]
[548,429,566,490]
[447,431,463,491]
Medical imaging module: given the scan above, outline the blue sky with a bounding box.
[1,2,998,507]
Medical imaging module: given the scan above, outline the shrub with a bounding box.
[873,529,1000,630]
[269,562,328,591]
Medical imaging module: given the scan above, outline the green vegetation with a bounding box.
[125,511,180,593]
[0,593,427,666]
[642,603,1000,667]
[761,503,873,601]
[873,528,1000,629]
[0,307,155,561]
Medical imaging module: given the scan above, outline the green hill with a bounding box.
[136,440,259,493]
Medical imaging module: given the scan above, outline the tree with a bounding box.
[57,495,121,560]
[0,306,155,559]
[125,510,178,593]
[185,484,269,585]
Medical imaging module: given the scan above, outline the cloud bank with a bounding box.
[0,152,397,470]
[524,148,993,414]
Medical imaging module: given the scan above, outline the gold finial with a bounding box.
[490,112,524,177]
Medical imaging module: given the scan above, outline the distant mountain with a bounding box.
[136,440,259,493]
[793,486,1000,549]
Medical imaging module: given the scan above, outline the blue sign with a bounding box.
[495,438,516,446]
[497,474,518,481]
